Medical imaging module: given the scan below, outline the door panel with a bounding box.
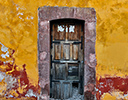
[63,44,70,60]
[72,44,79,60]
[68,24,81,40]
[62,82,72,99]
[68,63,79,76]
[61,44,63,59]
[52,82,61,99]
[55,63,66,80]
[54,24,65,40]
[54,44,61,60]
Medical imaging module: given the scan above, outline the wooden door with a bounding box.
[50,19,84,99]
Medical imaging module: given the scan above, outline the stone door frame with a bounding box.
[38,6,96,100]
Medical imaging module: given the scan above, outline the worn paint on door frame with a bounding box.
[38,6,96,100]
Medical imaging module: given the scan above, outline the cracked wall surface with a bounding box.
[0,0,128,100]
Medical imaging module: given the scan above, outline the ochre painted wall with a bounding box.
[0,0,128,99]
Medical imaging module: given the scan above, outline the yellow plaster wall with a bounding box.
[0,0,128,99]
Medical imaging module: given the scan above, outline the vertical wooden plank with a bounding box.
[68,24,71,40]
[63,82,71,99]
[63,44,70,60]
[54,44,60,60]
[68,25,72,40]
[79,43,84,61]
[61,43,63,59]
[72,44,78,60]
[74,24,78,40]
[77,24,81,40]
[51,43,54,60]
[70,82,73,97]
[52,82,56,98]
[60,24,65,40]
[56,82,61,99]
[61,81,64,99]
[55,64,59,79]
[52,63,55,79]
[65,63,68,80]
[64,83,70,99]
[52,82,61,99]
[70,43,72,60]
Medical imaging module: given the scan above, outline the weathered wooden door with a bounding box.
[50,19,84,99]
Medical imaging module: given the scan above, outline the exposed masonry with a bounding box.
[38,6,96,100]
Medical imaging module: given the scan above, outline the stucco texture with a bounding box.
[0,0,128,99]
